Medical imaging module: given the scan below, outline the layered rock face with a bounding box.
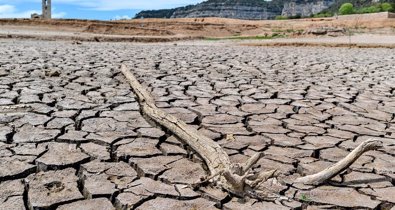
[171,4,281,20]
[135,0,284,20]
[135,9,177,19]
[134,0,338,20]
[281,0,335,17]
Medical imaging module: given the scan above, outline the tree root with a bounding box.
[120,64,383,200]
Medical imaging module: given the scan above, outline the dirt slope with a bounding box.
[0,17,394,39]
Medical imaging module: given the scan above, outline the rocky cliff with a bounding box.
[134,0,335,20]
[171,1,283,20]
[281,0,334,17]
[135,9,178,19]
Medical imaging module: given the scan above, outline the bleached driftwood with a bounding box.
[0,104,32,113]
[120,64,383,200]
[294,139,383,185]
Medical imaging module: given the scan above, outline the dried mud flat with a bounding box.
[0,39,394,210]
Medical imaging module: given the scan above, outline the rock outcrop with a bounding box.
[134,9,179,19]
[134,0,339,20]
[281,0,335,17]
[135,0,284,20]
[171,1,283,20]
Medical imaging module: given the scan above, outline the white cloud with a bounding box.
[0,4,14,13]
[52,11,66,18]
[114,15,131,20]
[52,7,67,18]
[0,4,66,18]
[0,4,39,18]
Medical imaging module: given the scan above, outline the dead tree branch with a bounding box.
[120,64,383,200]
[294,139,383,185]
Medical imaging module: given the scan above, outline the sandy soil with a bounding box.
[4,25,394,48]
[234,34,395,48]
[0,16,395,39]
[0,25,195,42]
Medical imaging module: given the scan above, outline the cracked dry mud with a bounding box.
[0,39,394,210]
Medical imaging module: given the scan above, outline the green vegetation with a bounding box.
[311,12,334,18]
[277,12,334,19]
[355,5,381,13]
[275,14,304,20]
[300,194,311,202]
[381,2,394,11]
[272,28,303,34]
[339,3,355,14]
[321,0,395,16]
[354,2,394,13]
[275,15,288,20]
[278,12,334,19]
[337,2,394,15]
[204,34,285,41]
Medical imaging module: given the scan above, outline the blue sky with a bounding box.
[0,0,204,20]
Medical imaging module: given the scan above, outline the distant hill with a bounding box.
[134,0,387,20]
[135,9,178,19]
[135,0,286,20]
[134,5,194,19]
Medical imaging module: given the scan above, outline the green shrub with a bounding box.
[271,33,280,37]
[289,14,302,19]
[275,14,302,20]
[356,5,380,13]
[339,3,354,15]
[368,5,381,13]
[313,12,333,18]
[351,2,394,14]
[275,16,288,20]
[355,7,369,13]
[300,194,311,202]
[381,3,394,12]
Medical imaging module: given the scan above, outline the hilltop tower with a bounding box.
[42,0,51,19]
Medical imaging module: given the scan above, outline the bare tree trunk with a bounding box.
[120,64,383,199]
[121,63,231,177]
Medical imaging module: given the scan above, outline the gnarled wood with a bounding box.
[120,64,384,200]
[294,139,383,185]
[121,64,278,196]
[0,105,32,113]
[121,64,231,175]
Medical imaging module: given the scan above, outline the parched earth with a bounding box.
[0,39,394,210]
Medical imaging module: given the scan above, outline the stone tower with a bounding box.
[42,0,51,19]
